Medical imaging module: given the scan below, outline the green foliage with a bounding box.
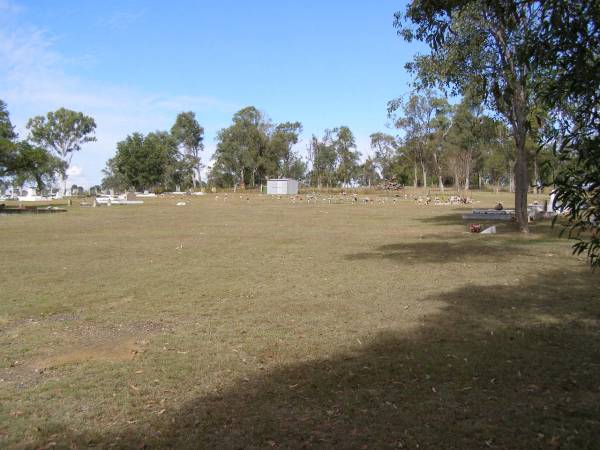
[360,157,380,187]
[1,100,65,188]
[0,100,17,178]
[171,112,204,187]
[388,89,449,188]
[12,142,66,190]
[270,121,304,178]
[533,0,600,268]
[26,108,96,162]
[0,100,17,141]
[334,126,360,185]
[101,157,129,192]
[26,107,96,194]
[446,97,496,190]
[554,147,600,268]
[370,132,398,181]
[308,131,337,188]
[212,107,306,188]
[108,131,182,191]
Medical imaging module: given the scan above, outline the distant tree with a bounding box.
[112,131,179,191]
[101,157,130,192]
[287,157,307,181]
[428,97,452,191]
[360,157,379,188]
[26,108,96,194]
[445,97,495,191]
[0,100,17,141]
[12,142,65,191]
[308,131,337,189]
[481,121,515,192]
[370,132,398,181]
[0,100,17,178]
[270,121,303,178]
[171,111,204,188]
[213,107,271,188]
[388,90,447,188]
[334,126,360,186]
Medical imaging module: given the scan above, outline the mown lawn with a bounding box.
[1,192,599,449]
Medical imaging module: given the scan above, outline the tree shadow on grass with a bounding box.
[419,212,561,238]
[346,238,534,264]
[58,266,600,449]
[417,210,472,226]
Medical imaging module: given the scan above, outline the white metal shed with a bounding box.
[266,178,298,195]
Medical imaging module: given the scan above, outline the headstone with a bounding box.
[481,225,497,234]
[548,192,556,212]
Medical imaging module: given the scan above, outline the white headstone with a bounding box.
[481,225,497,234]
[548,192,556,212]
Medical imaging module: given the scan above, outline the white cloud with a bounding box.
[66,165,82,177]
[0,7,238,187]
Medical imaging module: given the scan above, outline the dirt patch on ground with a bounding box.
[31,337,143,370]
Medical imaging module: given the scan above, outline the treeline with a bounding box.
[208,97,556,193]
[385,89,555,192]
[0,101,96,194]
[209,106,368,189]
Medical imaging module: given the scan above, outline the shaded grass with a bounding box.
[0,192,598,449]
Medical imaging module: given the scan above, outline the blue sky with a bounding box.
[0,0,423,186]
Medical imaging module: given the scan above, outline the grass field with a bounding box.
[1,191,599,449]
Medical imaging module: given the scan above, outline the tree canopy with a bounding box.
[171,111,204,188]
[27,108,96,193]
[110,131,183,192]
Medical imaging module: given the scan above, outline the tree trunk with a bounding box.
[533,153,539,193]
[239,168,245,189]
[195,160,202,188]
[413,163,418,188]
[421,163,427,188]
[433,151,444,191]
[513,129,529,232]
